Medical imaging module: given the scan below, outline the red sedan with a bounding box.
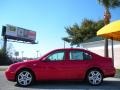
[5,48,115,86]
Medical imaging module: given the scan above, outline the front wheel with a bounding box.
[87,70,103,85]
[16,70,34,86]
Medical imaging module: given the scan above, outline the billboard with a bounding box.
[5,25,36,43]
[6,25,17,37]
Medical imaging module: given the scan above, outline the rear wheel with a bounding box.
[16,70,34,86]
[87,70,103,85]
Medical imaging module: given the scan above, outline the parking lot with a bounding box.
[0,71,120,90]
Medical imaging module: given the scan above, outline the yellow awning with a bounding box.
[97,20,120,41]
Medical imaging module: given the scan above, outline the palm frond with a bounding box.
[97,0,120,8]
[110,0,120,8]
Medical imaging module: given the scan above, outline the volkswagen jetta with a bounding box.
[5,48,115,86]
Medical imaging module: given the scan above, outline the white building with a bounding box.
[81,40,120,69]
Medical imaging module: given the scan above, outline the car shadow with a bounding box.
[15,80,120,89]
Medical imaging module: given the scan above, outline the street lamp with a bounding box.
[36,50,39,58]
[21,51,24,60]
[64,40,66,48]
[15,51,19,61]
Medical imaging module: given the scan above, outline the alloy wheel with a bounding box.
[88,70,103,85]
[17,70,33,86]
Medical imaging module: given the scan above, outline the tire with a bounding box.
[16,70,34,86]
[87,69,103,86]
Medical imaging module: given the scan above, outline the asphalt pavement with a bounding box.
[0,71,120,90]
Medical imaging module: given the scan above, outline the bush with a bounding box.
[0,49,12,65]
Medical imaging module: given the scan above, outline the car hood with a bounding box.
[10,59,39,67]
[23,59,37,62]
[22,59,39,64]
[8,60,39,71]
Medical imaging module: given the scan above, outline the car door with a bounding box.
[37,50,68,80]
[66,50,92,80]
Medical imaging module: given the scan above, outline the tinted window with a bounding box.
[70,50,91,60]
[47,51,65,61]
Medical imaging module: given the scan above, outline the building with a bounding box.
[81,40,120,69]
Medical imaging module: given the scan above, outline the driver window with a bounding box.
[47,51,65,61]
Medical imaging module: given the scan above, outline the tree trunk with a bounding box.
[104,9,111,57]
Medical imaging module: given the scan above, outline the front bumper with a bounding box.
[5,69,16,81]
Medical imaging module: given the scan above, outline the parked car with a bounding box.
[5,48,115,86]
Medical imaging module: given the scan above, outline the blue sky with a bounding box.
[0,0,120,58]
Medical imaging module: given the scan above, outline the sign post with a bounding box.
[2,26,7,53]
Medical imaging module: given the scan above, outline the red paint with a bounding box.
[5,48,115,82]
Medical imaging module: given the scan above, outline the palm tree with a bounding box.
[62,19,104,47]
[97,0,120,57]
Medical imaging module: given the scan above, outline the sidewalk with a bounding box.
[104,77,120,81]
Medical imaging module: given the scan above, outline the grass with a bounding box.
[115,69,120,78]
[0,66,8,71]
[0,68,7,71]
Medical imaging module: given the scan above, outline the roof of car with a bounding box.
[54,48,87,51]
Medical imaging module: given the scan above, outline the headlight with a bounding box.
[7,64,17,71]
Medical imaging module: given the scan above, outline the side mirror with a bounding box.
[42,57,51,62]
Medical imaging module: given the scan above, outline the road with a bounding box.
[0,71,120,90]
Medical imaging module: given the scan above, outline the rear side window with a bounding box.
[70,50,91,61]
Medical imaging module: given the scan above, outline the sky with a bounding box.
[0,0,120,58]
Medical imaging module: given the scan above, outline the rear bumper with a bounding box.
[104,68,116,77]
[5,69,16,81]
